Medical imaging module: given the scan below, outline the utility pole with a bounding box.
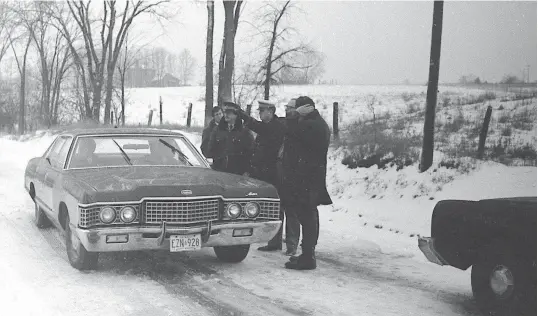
[420,1,444,172]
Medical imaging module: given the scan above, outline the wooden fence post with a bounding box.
[477,105,493,159]
[246,104,252,116]
[159,96,163,125]
[187,103,193,127]
[333,102,339,140]
[148,109,153,126]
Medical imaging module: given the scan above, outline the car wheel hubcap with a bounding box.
[490,265,515,298]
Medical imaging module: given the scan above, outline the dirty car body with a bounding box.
[418,197,537,315]
[24,128,281,270]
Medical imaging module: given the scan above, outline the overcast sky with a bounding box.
[138,0,537,85]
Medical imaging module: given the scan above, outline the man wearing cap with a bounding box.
[280,96,332,270]
[238,99,299,255]
[201,106,223,158]
[207,101,254,175]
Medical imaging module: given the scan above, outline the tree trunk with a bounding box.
[217,36,225,106]
[121,72,125,126]
[263,1,289,100]
[264,30,277,100]
[220,1,237,104]
[18,37,32,135]
[104,65,115,125]
[420,1,444,172]
[205,0,215,127]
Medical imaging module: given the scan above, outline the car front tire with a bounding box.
[65,214,98,270]
[34,201,51,228]
[471,248,534,316]
[214,245,250,263]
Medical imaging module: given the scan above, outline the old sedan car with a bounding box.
[25,128,281,270]
[418,197,536,316]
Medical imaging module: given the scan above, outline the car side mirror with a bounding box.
[206,158,213,166]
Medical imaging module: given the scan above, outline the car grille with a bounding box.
[224,201,280,220]
[144,199,220,224]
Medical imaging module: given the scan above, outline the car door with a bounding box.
[49,136,74,222]
[35,137,62,210]
[42,136,70,214]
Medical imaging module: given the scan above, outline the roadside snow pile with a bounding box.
[0,132,56,169]
[324,145,536,244]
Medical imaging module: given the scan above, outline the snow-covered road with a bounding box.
[2,133,530,316]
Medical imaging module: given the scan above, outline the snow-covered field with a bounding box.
[0,85,536,315]
[123,85,502,128]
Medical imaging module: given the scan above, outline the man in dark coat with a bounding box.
[201,106,223,157]
[206,102,254,175]
[238,100,300,255]
[281,96,332,270]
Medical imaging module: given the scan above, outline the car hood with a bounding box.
[66,166,278,204]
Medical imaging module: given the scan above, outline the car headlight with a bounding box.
[244,202,260,218]
[120,206,137,223]
[226,203,242,219]
[99,207,116,224]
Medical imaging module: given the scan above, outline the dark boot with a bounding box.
[285,246,316,270]
[258,245,282,251]
[285,248,297,256]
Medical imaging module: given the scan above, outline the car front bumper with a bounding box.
[75,220,282,252]
[418,237,448,266]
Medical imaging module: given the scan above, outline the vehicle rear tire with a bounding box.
[471,247,534,316]
[65,214,98,270]
[214,245,250,263]
[34,201,51,228]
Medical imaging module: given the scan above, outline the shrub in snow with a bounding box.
[442,109,466,134]
[509,144,537,163]
[501,126,512,137]
[498,113,511,124]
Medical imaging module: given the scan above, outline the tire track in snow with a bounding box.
[313,251,481,316]
[99,250,311,316]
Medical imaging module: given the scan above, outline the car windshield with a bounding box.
[67,135,206,169]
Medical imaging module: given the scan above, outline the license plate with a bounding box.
[170,234,202,252]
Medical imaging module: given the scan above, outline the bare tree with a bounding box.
[205,0,215,127]
[8,31,32,135]
[52,5,93,120]
[61,0,170,124]
[0,3,11,65]
[178,48,196,86]
[116,36,134,126]
[250,1,323,99]
[217,0,242,106]
[151,47,168,86]
[15,2,71,127]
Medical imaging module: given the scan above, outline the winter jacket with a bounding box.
[242,114,285,186]
[207,117,254,175]
[280,110,333,207]
[201,118,219,157]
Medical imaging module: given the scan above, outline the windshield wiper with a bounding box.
[158,138,193,166]
[112,139,133,166]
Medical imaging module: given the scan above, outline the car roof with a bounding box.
[58,128,186,138]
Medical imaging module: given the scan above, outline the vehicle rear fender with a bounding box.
[431,199,478,270]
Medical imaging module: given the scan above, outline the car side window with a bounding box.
[56,137,73,169]
[47,137,69,169]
